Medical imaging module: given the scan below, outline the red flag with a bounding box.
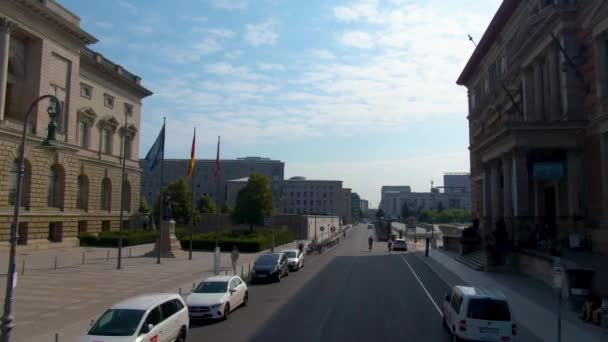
[186,128,196,178]
[214,136,220,183]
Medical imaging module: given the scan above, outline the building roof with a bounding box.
[456,0,519,86]
[284,178,342,182]
[111,293,178,310]
[155,158,283,163]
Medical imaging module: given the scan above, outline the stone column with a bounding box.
[490,160,501,226]
[559,30,581,118]
[547,45,561,120]
[512,149,530,246]
[502,154,513,238]
[483,166,492,220]
[566,149,581,218]
[522,69,534,120]
[0,19,11,122]
[533,61,544,120]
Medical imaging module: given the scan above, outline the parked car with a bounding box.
[186,275,248,321]
[251,252,289,282]
[393,238,407,251]
[443,286,516,342]
[80,293,188,342]
[282,249,304,271]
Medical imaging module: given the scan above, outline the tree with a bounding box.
[437,201,445,213]
[152,178,194,225]
[138,198,150,213]
[233,173,274,232]
[197,195,217,214]
[220,202,234,214]
[401,203,411,222]
[375,208,385,219]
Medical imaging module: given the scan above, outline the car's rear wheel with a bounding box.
[176,327,187,342]
[243,291,248,306]
[285,267,289,276]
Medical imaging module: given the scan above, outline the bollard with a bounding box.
[55,332,59,342]
[82,252,85,265]
[193,283,196,289]
[54,255,58,270]
[129,248,132,258]
[241,264,244,278]
[21,259,25,276]
[225,270,228,275]
[178,288,182,295]
[106,250,110,262]
[248,263,251,279]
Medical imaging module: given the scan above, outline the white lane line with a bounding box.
[400,255,443,317]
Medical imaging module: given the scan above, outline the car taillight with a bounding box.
[459,320,466,332]
[501,337,511,341]
[512,323,517,335]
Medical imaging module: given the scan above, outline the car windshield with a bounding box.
[194,281,228,293]
[88,309,144,336]
[284,251,297,258]
[256,255,279,265]
[467,299,511,321]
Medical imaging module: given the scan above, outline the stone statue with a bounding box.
[163,193,173,221]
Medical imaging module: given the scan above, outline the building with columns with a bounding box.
[0,0,152,249]
[457,0,608,255]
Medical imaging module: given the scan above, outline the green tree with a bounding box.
[197,195,217,214]
[138,198,150,213]
[152,178,194,225]
[437,201,445,213]
[233,173,274,232]
[401,203,411,222]
[220,202,234,214]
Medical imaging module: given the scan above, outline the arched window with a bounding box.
[100,178,112,211]
[76,175,89,210]
[122,180,131,212]
[47,165,64,208]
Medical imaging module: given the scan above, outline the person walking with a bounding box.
[231,246,239,275]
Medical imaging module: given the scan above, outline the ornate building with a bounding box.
[0,0,152,249]
[457,0,608,255]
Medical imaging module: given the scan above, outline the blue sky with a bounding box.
[60,0,501,207]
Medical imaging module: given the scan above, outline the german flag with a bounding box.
[186,128,195,178]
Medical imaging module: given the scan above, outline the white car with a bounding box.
[283,249,304,271]
[80,293,188,342]
[443,286,517,342]
[186,275,248,320]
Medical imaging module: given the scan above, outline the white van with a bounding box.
[442,286,516,342]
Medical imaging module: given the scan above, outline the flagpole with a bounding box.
[157,117,166,265]
[215,136,221,234]
[189,127,196,260]
[117,111,128,269]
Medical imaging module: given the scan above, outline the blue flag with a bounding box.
[144,123,165,171]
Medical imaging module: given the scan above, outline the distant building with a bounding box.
[281,177,344,217]
[379,173,471,220]
[342,188,352,224]
[360,199,369,213]
[141,157,284,209]
[351,193,361,220]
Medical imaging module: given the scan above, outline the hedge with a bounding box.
[179,229,294,253]
[78,230,159,247]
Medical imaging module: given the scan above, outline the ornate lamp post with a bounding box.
[1,95,61,342]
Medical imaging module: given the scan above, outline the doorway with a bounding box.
[48,222,63,242]
[544,186,557,224]
[17,223,28,245]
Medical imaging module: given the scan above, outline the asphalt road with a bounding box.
[186,224,458,342]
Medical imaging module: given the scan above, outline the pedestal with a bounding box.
[145,220,182,258]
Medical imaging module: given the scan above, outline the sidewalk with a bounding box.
[0,240,299,342]
[408,243,606,342]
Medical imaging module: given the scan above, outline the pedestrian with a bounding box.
[231,246,239,275]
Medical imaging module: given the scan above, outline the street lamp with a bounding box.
[1,95,61,342]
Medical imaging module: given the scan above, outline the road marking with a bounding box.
[400,255,443,317]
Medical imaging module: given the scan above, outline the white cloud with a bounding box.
[257,63,285,71]
[213,0,248,10]
[225,51,243,59]
[245,20,278,47]
[204,62,263,80]
[310,49,336,60]
[339,31,375,48]
[333,0,381,23]
[203,28,236,39]
[160,37,224,64]
[117,0,137,14]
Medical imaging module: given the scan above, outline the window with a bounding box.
[76,175,89,210]
[47,165,63,208]
[124,103,133,116]
[78,221,87,234]
[81,83,92,99]
[101,178,112,211]
[467,299,511,321]
[102,220,111,232]
[101,128,112,154]
[483,76,490,95]
[124,135,133,159]
[500,54,508,74]
[173,299,184,311]
[160,300,178,319]
[78,121,88,148]
[470,92,477,110]
[450,293,463,314]
[104,93,114,108]
[90,309,145,337]
[48,222,62,242]
[140,307,162,335]
[8,160,18,206]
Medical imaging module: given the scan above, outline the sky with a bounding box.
[60,0,502,207]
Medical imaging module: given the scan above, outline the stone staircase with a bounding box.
[454,248,487,271]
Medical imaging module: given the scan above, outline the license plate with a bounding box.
[257,274,267,278]
[479,327,499,334]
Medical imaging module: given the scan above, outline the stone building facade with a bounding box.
[0,0,152,249]
[457,0,608,254]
